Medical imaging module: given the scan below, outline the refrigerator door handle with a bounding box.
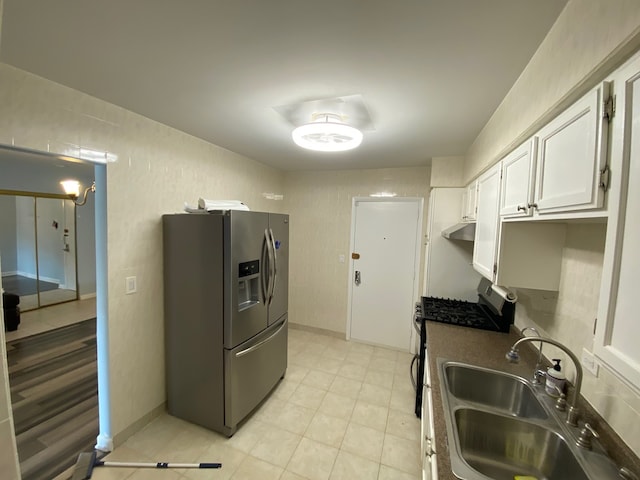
[235,320,287,358]
[261,229,270,304]
[268,228,277,304]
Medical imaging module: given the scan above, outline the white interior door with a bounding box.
[349,199,421,350]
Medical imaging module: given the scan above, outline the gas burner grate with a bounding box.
[418,296,510,333]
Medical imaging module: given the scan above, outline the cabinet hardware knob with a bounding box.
[527,203,538,210]
[517,205,527,212]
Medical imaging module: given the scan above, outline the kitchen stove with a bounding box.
[417,295,512,333]
[412,278,517,417]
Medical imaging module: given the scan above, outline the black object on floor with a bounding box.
[71,450,222,479]
[3,292,21,331]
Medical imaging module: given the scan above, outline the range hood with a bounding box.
[441,222,476,241]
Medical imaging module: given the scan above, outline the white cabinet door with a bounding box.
[534,82,610,214]
[462,181,478,221]
[500,138,537,218]
[595,55,640,390]
[473,163,501,281]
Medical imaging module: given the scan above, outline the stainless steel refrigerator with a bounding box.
[162,210,288,436]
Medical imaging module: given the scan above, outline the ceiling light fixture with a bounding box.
[292,113,363,152]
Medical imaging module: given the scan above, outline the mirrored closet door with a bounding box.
[0,191,78,311]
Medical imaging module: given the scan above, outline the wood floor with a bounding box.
[6,318,98,480]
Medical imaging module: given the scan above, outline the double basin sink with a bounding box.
[438,360,621,480]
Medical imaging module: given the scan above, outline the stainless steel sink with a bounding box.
[444,363,547,419]
[454,408,588,480]
[437,359,623,480]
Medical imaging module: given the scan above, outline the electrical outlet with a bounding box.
[125,276,137,294]
[581,348,599,377]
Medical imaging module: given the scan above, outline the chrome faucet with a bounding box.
[506,336,583,426]
[520,327,544,384]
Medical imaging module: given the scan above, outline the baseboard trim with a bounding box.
[112,403,166,448]
[79,292,97,300]
[289,322,345,340]
[15,270,60,284]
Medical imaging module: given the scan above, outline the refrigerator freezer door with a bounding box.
[225,210,270,348]
[224,316,288,430]
[268,213,289,325]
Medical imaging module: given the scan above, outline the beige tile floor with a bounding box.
[90,327,422,480]
[5,296,97,342]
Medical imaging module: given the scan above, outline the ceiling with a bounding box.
[0,0,566,172]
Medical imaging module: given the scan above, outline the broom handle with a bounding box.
[98,461,221,469]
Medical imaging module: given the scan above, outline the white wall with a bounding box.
[0,62,286,445]
[430,156,464,187]
[283,167,430,335]
[462,0,640,457]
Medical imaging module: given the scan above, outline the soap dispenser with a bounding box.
[545,359,566,396]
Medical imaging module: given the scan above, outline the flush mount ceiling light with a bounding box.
[292,113,363,152]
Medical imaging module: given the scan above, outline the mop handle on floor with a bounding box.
[98,460,222,469]
[72,452,222,480]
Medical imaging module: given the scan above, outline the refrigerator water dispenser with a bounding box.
[238,259,260,311]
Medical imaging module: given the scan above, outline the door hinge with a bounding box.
[599,164,611,191]
[493,264,497,275]
[603,94,616,121]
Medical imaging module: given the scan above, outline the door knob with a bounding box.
[355,270,361,286]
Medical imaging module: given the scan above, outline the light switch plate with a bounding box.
[126,276,137,294]
[581,348,599,377]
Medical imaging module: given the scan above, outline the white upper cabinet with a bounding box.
[595,53,640,390]
[473,163,501,281]
[500,138,537,218]
[462,180,478,221]
[532,82,611,215]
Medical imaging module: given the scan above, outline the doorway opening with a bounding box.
[0,145,102,479]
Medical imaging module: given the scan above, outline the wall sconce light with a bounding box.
[60,179,96,206]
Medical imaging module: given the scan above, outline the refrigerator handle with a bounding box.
[235,319,287,358]
[261,229,270,304]
[268,228,277,304]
